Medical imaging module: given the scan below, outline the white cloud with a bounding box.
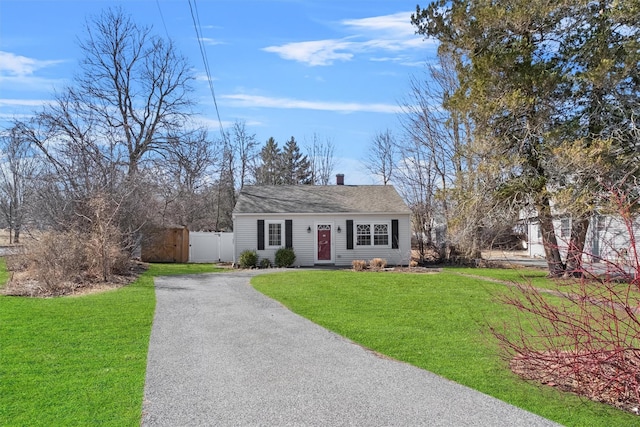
[0,99,54,126]
[199,37,224,46]
[362,37,425,52]
[341,12,415,36]
[0,51,63,76]
[0,112,34,121]
[0,75,68,94]
[194,72,218,82]
[263,39,354,66]
[369,55,425,67]
[190,115,264,134]
[262,11,435,67]
[221,93,402,114]
[0,98,53,107]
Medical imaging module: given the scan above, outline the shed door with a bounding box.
[317,224,332,261]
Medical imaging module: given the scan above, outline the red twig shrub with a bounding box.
[495,278,640,412]
[494,188,640,413]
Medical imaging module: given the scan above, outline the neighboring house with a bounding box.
[232,177,412,267]
[523,211,639,264]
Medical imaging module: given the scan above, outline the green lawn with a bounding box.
[0,262,223,427]
[252,269,640,427]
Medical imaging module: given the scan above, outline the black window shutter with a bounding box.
[257,219,265,250]
[285,220,293,248]
[392,219,399,249]
[346,219,354,250]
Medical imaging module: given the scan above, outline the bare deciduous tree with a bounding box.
[211,120,259,230]
[147,129,219,230]
[398,51,485,261]
[363,129,396,185]
[230,120,258,191]
[6,6,200,283]
[78,6,194,176]
[305,133,336,185]
[0,126,41,243]
[164,130,216,193]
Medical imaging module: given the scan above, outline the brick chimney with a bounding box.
[336,174,344,185]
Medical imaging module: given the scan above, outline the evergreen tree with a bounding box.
[412,0,640,276]
[554,0,640,273]
[254,137,282,185]
[282,136,312,185]
[414,0,566,274]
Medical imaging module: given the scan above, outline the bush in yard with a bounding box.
[238,250,258,268]
[352,260,367,271]
[369,258,387,270]
[2,227,130,297]
[259,258,272,269]
[494,184,640,414]
[275,248,296,267]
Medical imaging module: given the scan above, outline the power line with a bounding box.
[187,0,226,143]
[155,0,170,39]
[187,0,230,230]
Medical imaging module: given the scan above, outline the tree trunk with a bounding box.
[564,214,590,277]
[470,225,482,260]
[536,196,565,277]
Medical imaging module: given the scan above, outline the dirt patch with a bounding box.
[346,266,442,273]
[511,350,640,415]
[391,266,442,274]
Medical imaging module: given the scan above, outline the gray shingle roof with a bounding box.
[233,185,411,214]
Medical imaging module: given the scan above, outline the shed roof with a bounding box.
[233,185,411,215]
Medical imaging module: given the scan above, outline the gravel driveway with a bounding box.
[142,270,561,426]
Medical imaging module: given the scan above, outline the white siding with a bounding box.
[526,214,640,264]
[527,218,576,259]
[233,214,316,267]
[233,215,258,264]
[526,222,546,258]
[233,213,411,267]
[334,214,411,267]
[585,215,640,263]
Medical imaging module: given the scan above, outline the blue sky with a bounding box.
[0,0,437,184]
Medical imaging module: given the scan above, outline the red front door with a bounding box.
[317,225,331,261]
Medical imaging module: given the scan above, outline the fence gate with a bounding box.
[189,232,234,263]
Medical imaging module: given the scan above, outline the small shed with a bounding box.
[141,227,189,263]
[232,181,412,267]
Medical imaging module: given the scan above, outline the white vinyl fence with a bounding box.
[189,232,234,263]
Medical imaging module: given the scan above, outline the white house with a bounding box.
[232,178,412,267]
[524,212,640,264]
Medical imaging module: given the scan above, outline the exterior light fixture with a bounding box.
[337,226,342,233]
[307,226,312,233]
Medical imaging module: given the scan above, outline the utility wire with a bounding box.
[155,0,170,39]
[188,0,227,143]
[188,0,230,231]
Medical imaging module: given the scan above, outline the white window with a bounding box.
[356,224,371,246]
[374,224,389,246]
[356,222,390,247]
[266,220,284,248]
